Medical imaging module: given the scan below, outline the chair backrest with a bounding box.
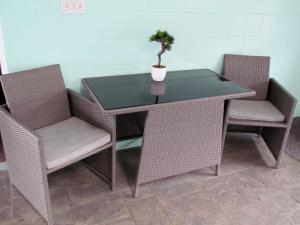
[137,99,223,184]
[223,54,270,100]
[1,65,71,129]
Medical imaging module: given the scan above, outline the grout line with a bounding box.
[154,196,174,225]
[125,196,150,225]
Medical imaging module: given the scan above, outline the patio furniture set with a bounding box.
[0,54,296,225]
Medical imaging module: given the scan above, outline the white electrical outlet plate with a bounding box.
[61,0,86,14]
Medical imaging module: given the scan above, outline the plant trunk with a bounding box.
[157,42,166,67]
[157,54,162,67]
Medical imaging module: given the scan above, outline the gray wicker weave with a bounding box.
[285,117,300,160]
[1,65,71,130]
[134,99,224,197]
[224,54,270,101]
[223,54,297,168]
[0,65,115,225]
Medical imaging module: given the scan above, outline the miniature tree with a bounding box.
[150,30,174,68]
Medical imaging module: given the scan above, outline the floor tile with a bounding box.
[0,132,299,225]
[139,174,198,199]
[0,186,10,210]
[48,167,74,193]
[71,194,130,225]
[264,192,300,215]
[259,165,300,189]
[215,186,261,214]
[67,162,109,187]
[168,211,207,225]
[158,195,193,217]
[11,198,46,225]
[235,168,285,201]
[287,207,300,224]
[197,173,244,194]
[126,196,172,225]
[184,191,225,224]
[53,210,74,225]
[286,184,300,203]
[229,202,292,225]
[219,153,257,175]
[0,208,11,225]
[50,188,71,217]
[228,192,298,225]
[103,217,136,225]
[68,183,111,208]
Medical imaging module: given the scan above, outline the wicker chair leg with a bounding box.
[215,164,220,176]
[258,127,263,136]
[221,100,231,156]
[10,183,13,223]
[45,184,54,225]
[111,145,116,191]
[262,126,291,169]
[133,183,139,198]
[274,140,286,169]
[275,158,281,169]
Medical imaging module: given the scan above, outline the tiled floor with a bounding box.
[1,132,300,225]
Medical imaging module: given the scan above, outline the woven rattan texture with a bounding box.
[67,89,114,135]
[285,117,300,160]
[0,65,71,130]
[0,107,51,222]
[136,99,224,184]
[268,79,296,124]
[262,127,287,160]
[224,54,270,100]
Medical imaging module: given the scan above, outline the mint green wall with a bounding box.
[1,0,300,114]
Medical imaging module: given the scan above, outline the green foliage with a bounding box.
[150,30,174,51]
[150,30,174,66]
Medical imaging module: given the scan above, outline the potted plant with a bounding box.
[150,30,174,81]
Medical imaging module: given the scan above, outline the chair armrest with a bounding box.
[0,107,42,163]
[67,89,114,134]
[0,107,51,218]
[0,106,40,146]
[268,78,297,124]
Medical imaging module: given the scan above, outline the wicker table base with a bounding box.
[286,117,300,161]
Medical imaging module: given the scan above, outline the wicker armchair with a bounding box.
[223,54,297,168]
[0,65,115,225]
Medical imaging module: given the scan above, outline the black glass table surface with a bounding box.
[83,69,252,110]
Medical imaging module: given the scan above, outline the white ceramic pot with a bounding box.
[151,66,167,81]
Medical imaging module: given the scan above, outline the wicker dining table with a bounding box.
[82,69,255,196]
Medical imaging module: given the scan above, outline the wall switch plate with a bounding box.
[61,0,86,14]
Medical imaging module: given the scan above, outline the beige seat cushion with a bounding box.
[229,100,285,122]
[35,117,111,170]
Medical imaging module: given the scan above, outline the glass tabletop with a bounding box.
[84,69,252,110]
